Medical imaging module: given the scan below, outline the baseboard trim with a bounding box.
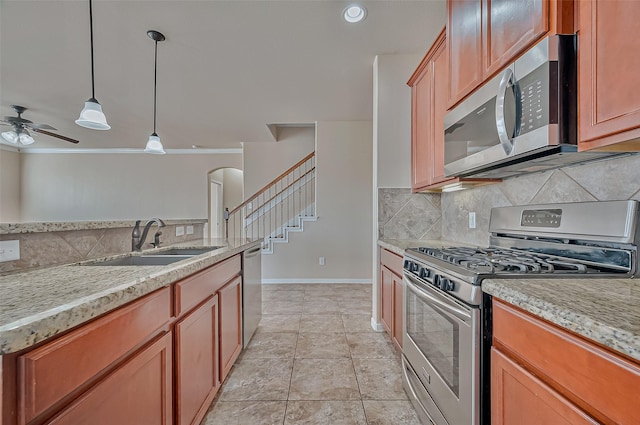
[370,317,384,332]
[262,279,372,284]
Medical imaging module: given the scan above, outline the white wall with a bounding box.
[243,127,315,197]
[222,168,243,210]
[374,54,421,188]
[261,121,373,282]
[19,153,242,222]
[0,149,22,222]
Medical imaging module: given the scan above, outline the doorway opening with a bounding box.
[208,168,243,239]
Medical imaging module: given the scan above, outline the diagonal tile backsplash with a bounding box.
[380,153,640,247]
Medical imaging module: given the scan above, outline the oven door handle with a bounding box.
[404,273,472,323]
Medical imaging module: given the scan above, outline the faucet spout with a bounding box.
[133,218,166,251]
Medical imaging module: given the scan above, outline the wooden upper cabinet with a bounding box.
[447,0,483,108]
[410,53,434,190]
[578,0,640,151]
[431,36,449,184]
[447,0,573,109]
[482,0,548,76]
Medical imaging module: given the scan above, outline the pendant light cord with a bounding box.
[153,40,158,134]
[89,0,96,100]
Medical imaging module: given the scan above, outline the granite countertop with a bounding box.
[0,238,260,354]
[483,278,640,363]
[0,219,208,234]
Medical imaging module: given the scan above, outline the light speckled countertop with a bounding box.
[0,238,260,354]
[0,219,208,234]
[483,278,640,363]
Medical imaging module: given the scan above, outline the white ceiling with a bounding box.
[1,0,446,150]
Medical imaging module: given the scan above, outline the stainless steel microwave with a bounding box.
[443,34,621,179]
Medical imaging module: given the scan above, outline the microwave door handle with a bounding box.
[496,67,515,156]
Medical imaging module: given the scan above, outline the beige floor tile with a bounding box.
[347,333,397,359]
[362,400,421,425]
[263,299,304,315]
[202,400,287,425]
[299,313,344,333]
[303,292,338,302]
[219,358,293,401]
[352,358,408,400]
[289,358,360,400]
[284,401,367,425]
[258,314,301,333]
[304,285,342,297]
[302,299,341,314]
[240,332,298,361]
[295,332,350,359]
[263,289,305,302]
[338,299,372,315]
[263,283,308,291]
[341,314,375,333]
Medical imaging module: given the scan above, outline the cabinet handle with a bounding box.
[496,67,516,156]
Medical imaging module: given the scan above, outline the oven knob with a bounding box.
[433,274,441,288]
[419,267,430,279]
[440,277,455,292]
[403,259,411,270]
[411,263,420,273]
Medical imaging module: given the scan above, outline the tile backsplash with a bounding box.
[380,153,640,246]
[0,222,205,274]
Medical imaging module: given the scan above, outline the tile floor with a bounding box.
[201,283,421,425]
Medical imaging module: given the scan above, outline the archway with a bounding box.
[208,167,243,238]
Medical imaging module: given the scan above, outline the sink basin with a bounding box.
[154,247,223,256]
[82,255,193,266]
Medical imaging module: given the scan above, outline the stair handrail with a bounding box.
[244,168,315,220]
[228,151,315,216]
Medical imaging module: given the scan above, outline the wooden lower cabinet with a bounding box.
[47,332,173,425]
[492,299,640,425]
[175,295,220,425]
[491,348,598,425]
[218,276,243,382]
[379,248,403,349]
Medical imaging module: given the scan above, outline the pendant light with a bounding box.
[76,0,110,130]
[145,30,166,154]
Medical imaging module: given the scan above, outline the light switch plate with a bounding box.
[469,212,476,229]
[175,226,185,236]
[186,225,194,235]
[0,240,20,262]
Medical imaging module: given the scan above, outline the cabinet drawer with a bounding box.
[18,287,171,424]
[493,300,640,425]
[175,254,241,316]
[380,249,403,277]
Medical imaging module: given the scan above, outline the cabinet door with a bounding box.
[411,61,434,190]
[482,0,548,77]
[175,295,220,425]
[491,348,599,425]
[380,266,394,335]
[431,36,450,184]
[578,0,640,150]
[219,276,243,382]
[447,0,483,108]
[47,333,172,425]
[392,274,403,350]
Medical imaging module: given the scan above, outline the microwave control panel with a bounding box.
[518,62,553,136]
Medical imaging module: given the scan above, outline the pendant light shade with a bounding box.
[76,0,110,130]
[146,30,166,154]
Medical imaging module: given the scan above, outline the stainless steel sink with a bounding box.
[154,247,223,256]
[82,255,193,266]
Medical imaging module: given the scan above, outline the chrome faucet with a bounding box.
[132,218,166,251]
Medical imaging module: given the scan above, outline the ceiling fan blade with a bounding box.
[29,123,57,131]
[32,128,79,144]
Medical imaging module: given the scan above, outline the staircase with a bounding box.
[225,152,316,254]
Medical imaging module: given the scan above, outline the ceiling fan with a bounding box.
[1,105,79,145]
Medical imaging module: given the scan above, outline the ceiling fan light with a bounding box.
[144,133,165,154]
[18,131,35,145]
[76,99,111,130]
[1,130,19,144]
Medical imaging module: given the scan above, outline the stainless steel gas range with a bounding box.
[401,200,640,425]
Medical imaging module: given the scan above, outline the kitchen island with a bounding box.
[0,238,261,425]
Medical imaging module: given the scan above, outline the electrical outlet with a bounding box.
[469,212,476,229]
[175,226,185,236]
[186,225,194,235]
[0,240,20,262]
[319,256,325,266]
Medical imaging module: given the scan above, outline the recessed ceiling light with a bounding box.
[343,5,367,23]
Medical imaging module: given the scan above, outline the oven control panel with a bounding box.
[403,259,455,292]
[521,208,562,227]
